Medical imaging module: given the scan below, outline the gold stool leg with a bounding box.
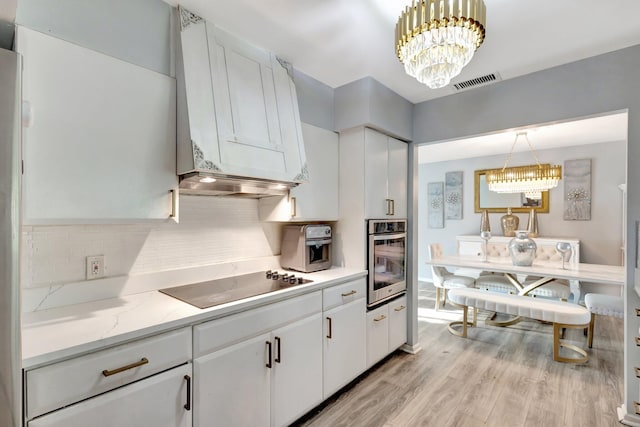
[553,322,589,363]
[447,302,470,337]
[435,288,441,311]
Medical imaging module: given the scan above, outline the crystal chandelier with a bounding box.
[395,0,486,89]
[485,132,562,200]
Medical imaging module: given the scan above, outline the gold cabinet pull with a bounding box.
[636,307,640,316]
[390,199,395,216]
[326,317,332,339]
[102,357,149,377]
[290,196,297,217]
[374,315,387,322]
[169,189,179,221]
[385,199,392,215]
[394,305,406,312]
[635,367,640,378]
[636,337,640,347]
[635,401,640,415]
[341,290,357,297]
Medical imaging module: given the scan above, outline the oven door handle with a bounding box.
[371,232,406,241]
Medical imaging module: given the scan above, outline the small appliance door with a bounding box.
[305,238,332,272]
[368,232,406,307]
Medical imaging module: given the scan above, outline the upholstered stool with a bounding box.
[584,293,624,348]
[429,243,475,310]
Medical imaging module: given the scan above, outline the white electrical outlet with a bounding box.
[86,255,105,280]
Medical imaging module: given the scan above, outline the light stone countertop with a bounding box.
[22,267,367,370]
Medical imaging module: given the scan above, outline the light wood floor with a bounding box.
[294,282,624,427]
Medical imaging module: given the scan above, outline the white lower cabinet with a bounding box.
[28,363,192,427]
[366,295,408,368]
[194,333,271,427]
[25,327,193,427]
[193,291,323,427]
[322,279,366,398]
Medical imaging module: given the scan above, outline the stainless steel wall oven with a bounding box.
[367,219,407,308]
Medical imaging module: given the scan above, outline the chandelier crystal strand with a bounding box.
[395,0,486,89]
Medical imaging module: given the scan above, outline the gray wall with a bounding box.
[413,44,640,420]
[293,69,334,131]
[15,0,173,76]
[334,76,413,140]
[418,141,626,281]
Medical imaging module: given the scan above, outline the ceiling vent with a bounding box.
[452,72,501,91]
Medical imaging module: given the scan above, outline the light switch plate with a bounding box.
[86,255,105,280]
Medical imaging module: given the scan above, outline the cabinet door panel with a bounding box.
[364,128,390,218]
[271,313,323,427]
[194,333,270,427]
[366,305,389,368]
[17,26,176,224]
[28,364,192,427]
[389,296,408,351]
[323,298,366,398]
[387,137,408,218]
[259,123,338,221]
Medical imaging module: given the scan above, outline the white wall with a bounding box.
[418,140,625,281]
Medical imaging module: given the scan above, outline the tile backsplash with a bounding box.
[22,196,282,290]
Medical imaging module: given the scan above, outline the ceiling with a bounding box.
[418,111,628,163]
[165,0,640,104]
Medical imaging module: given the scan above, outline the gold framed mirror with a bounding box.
[474,168,550,213]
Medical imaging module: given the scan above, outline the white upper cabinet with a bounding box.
[364,128,408,219]
[177,7,307,183]
[16,26,177,224]
[259,123,339,221]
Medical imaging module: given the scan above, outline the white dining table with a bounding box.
[426,255,625,303]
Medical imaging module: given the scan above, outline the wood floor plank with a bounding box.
[293,283,623,427]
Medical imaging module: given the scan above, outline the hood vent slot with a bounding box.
[453,73,501,91]
[179,173,296,198]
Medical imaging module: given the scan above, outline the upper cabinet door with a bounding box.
[364,128,390,218]
[178,8,307,183]
[387,137,408,218]
[17,26,177,224]
[259,123,339,222]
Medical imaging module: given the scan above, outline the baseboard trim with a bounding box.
[618,404,640,426]
[400,343,422,354]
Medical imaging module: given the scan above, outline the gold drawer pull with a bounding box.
[634,401,640,415]
[394,305,406,312]
[374,315,387,322]
[102,357,149,377]
[636,337,640,347]
[341,290,357,297]
[635,367,640,378]
[636,307,640,317]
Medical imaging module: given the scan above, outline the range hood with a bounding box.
[179,173,297,198]
[175,8,309,199]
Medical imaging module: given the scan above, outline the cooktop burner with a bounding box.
[159,270,312,309]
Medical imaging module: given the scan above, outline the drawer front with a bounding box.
[26,327,192,420]
[194,291,322,358]
[322,278,366,311]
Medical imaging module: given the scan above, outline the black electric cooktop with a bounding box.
[159,270,312,309]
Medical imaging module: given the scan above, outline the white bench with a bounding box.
[447,288,591,363]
